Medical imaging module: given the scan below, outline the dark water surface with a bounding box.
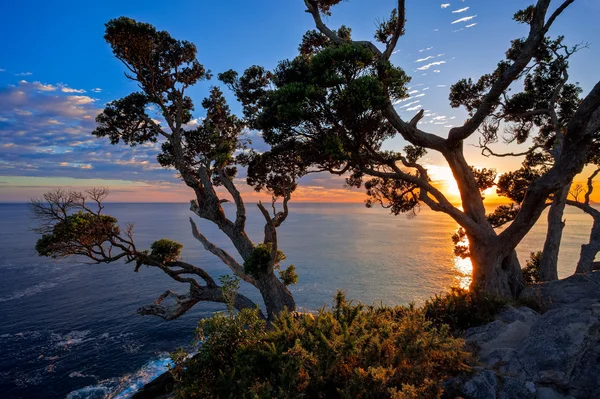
[0,202,594,398]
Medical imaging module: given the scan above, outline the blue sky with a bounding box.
[1,0,599,202]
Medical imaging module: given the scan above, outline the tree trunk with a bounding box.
[539,185,569,281]
[576,216,600,274]
[469,235,525,298]
[256,273,296,320]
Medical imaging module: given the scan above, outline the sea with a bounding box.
[0,202,595,398]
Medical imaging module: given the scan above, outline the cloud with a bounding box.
[415,56,435,63]
[418,47,433,52]
[14,109,33,116]
[437,85,447,87]
[0,68,5,72]
[60,85,86,93]
[406,105,421,111]
[466,23,477,28]
[91,88,102,93]
[417,61,446,71]
[451,15,477,24]
[66,95,96,105]
[452,7,469,13]
[20,80,57,92]
[441,3,450,8]
[14,72,32,76]
[399,100,420,109]
[433,70,441,73]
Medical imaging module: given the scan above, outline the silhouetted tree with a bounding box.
[566,168,600,273]
[32,18,299,321]
[222,0,600,298]
[481,35,600,281]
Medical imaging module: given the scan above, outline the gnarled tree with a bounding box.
[222,0,600,298]
[32,18,299,321]
[481,35,599,281]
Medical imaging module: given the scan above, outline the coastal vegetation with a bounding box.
[168,290,508,399]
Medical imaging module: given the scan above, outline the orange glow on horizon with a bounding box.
[3,166,600,204]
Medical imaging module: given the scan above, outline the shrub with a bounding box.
[279,264,299,286]
[171,292,470,399]
[522,251,542,285]
[150,238,183,263]
[423,287,507,335]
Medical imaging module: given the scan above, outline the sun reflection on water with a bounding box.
[453,256,473,290]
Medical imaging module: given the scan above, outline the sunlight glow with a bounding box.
[453,256,473,290]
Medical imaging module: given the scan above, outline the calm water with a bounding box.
[0,202,595,398]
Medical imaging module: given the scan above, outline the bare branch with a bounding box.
[137,287,265,321]
[188,217,254,285]
[382,0,406,59]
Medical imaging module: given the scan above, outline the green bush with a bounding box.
[279,264,298,286]
[423,287,507,335]
[171,292,470,399]
[150,238,183,263]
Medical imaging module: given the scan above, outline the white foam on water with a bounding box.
[0,281,58,302]
[66,355,173,399]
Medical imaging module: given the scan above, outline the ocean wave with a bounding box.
[0,281,59,302]
[66,355,173,399]
[51,330,93,348]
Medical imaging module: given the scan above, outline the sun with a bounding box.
[425,165,461,200]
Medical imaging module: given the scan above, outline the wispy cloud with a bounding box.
[415,55,435,63]
[417,61,446,71]
[441,3,450,8]
[0,69,5,72]
[14,72,32,76]
[466,23,477,28]
[91,88,102,93]
[399,100,420,109]
[451,15,477,24]
[452,7,469,13]
[418,47,433,53]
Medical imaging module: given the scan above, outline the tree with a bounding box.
[567,168,600,273]
[222,0,600,298]
[482,36,599,281]
[32,18,300,321]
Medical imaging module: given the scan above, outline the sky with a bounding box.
[0,0,599,204]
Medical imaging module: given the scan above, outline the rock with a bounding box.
[132,370,175,399]
[535,386,575,399]
[520,271,600,311]
[461,369,498,399]
[498,376,536,399]
[450,272,600,399]
[514,307,599,388]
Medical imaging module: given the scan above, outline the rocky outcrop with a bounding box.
[446,271,600,399]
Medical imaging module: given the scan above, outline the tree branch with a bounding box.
[188,216,255,285]
[137,286,265,321]
[448,0,574,143]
